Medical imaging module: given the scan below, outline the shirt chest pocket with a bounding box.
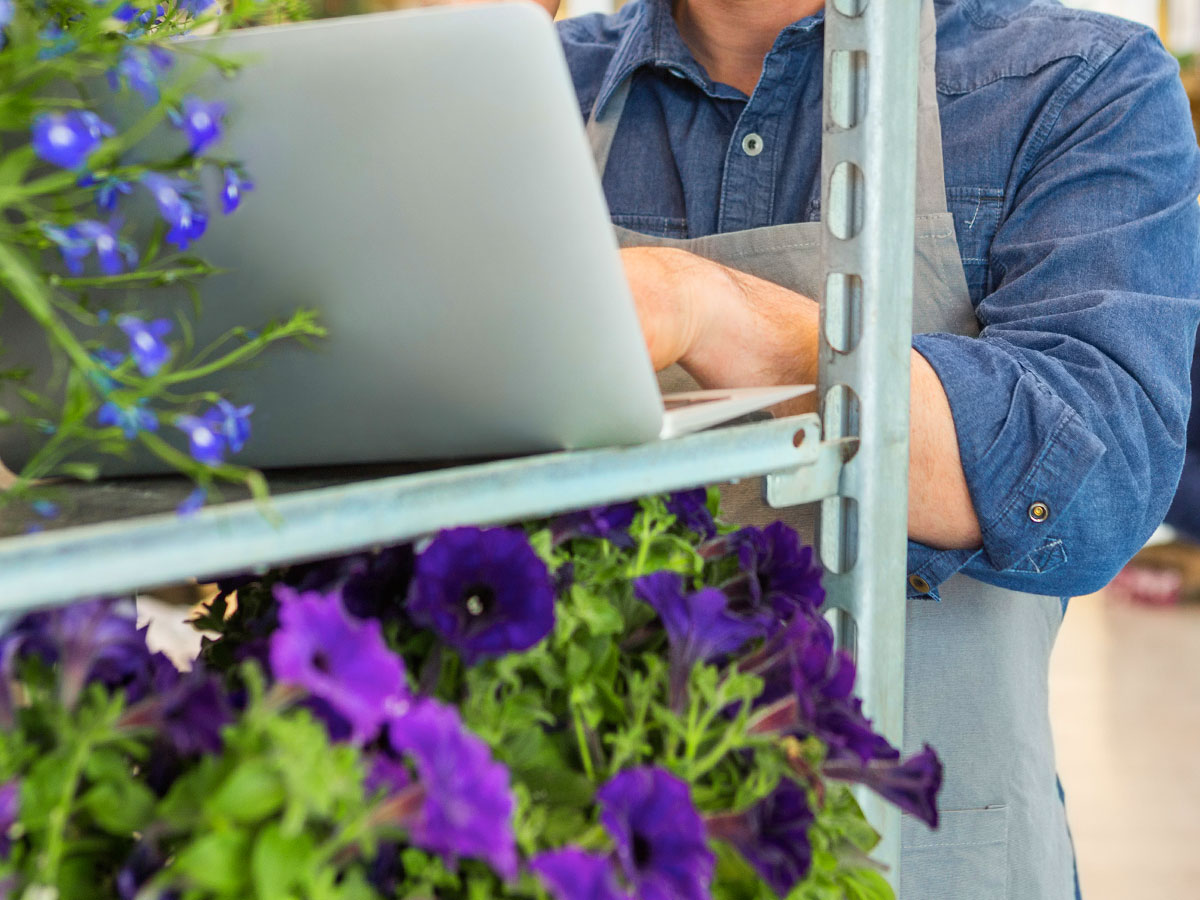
[610,213,691,240]
[946,187,1004,304]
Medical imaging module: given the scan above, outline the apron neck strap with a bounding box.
[585,0,949,216]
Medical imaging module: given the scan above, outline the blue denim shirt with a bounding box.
[558,0,1200,600]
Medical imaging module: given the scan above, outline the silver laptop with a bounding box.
[0,4,811,473]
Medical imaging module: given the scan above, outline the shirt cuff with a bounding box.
[909,335,1107,594]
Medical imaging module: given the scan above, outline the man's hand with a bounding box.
[620,245,983,551]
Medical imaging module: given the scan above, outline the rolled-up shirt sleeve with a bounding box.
[907,29,1200,599]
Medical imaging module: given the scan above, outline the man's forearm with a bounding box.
[651,251,983,550]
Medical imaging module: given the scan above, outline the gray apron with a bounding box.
[585,3,1075,898]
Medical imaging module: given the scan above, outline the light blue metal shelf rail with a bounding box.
[0,414,844,613]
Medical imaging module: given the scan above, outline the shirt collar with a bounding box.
[590,0,826,120]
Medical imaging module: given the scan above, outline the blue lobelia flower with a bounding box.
[530,848,631,900]
[0,597,153,708]
[140,172,207,250]
[118,315,172,376]
[705,778,815,897]
[598,767,715,900]
[43,219,137,277]
[722,522,825,624]
[0,779,17,861]
[32,110,113,170]
[31,500,59,519]
[551,501,638,548]
[174,414,224,465]
[97,399,158,438]
[178,0,216,16]
[202,398,253,454]
[221,166,254,215]
[176,486,206,517]
[268,584,410,743]
[107,45,173,105]
[407,527,555,666]
[634,571,768,709]
[823,744,943,829]
[36,23,77,60]
[665,489,717,539]
[0,0,13,50]
[385,698,518,879]
[169,96,225,156]
[79,173,134,214]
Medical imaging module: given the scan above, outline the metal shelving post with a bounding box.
[816,0,921,887]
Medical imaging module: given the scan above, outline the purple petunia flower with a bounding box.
[118,315,172,377]
[666,489,717,539]
[385,698,518,878]
[722,522,825,624]
[98,399,158,438]
[170,96,225,156]
[0,597,152,708]
[32,111,113,170]
[407,527,555,666]
[119,655,231,755]
[634,571,767,709]
[706,779,815,897]
[744,615,897,767]
[268,584,410,743]
[202,399,253,454]
[598,767,714,900]
[823,744,943,829]
[286,545,415,622]
[221,166,254,215]
[0,779,18,861]
[551,502,638,548]
[530,848,631,900]
[140,172,207,250]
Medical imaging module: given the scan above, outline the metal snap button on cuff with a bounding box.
[908,574,931,594]
[1028,501,1050,523]
[742,132,764,156]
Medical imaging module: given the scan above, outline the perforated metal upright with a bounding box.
[803,0,922,886]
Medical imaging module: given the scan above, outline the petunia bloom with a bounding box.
[385,698,517,878]
[598,767,714,900]
[32,111,113,170]
[0,597,152,708]
[286,544,414,622]
[0,779,18,861]
[823,744,943,829]
[551,501,639,547]
[725,523,825,624]
[268,584,409,743]
[407,527,554,665]
[530,848,631,900]
[665,489,717,539]
[118,316,172,376]
[98,400,158,439]
[706,779,815,897]
[118,655,231,756]
[634,571,767,708]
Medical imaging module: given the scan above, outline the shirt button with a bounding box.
[1028,501,1051,523]
[742,132,764,156]
[908,574,931,594]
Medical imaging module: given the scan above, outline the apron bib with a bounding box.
[585,3,1075,897]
